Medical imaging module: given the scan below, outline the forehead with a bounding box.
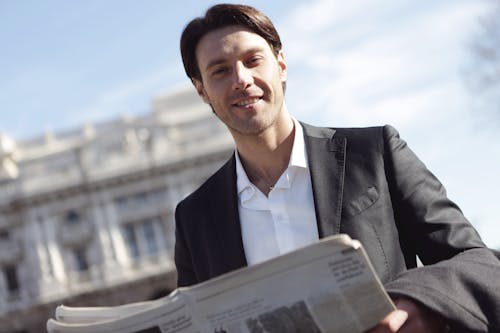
[196,25,272,66]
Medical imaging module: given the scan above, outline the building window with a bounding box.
[143,220,158,255]
[3,265,20,295]
[65,210,80,224]
[134,192,148,204]
[122,217,164,260]
[123,224,140,259]
[0,230,9,240]
[73,248,89,271]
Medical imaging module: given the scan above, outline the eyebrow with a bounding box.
[205,59,226,71]
[204,47,266,71]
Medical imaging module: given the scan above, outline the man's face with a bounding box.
[193,25,287,136]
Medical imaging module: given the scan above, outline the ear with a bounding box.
[192,79,211,104]
[277,51,287,82]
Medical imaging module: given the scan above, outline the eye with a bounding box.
[246,56,263,66]
[211,66,229,77]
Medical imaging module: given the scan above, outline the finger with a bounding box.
[366,309,409,333]
[386,310,409,331]
[393,298,447,333]
[394,298,419,315]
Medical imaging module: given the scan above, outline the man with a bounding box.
[175,4,500,332]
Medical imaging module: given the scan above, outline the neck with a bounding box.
[235,111,295,195]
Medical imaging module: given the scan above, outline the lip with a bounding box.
[231,96,263,108]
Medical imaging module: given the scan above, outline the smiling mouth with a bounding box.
[233,97,262,107]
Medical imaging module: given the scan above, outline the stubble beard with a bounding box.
[210,100,284,137]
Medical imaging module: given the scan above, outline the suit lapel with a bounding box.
[210,155,248,273]
[302,123,346,237]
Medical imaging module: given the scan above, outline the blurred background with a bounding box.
[0,0,499,331]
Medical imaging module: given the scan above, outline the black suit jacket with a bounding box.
[175,123,500,332]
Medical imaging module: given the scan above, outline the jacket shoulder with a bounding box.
[332,124,397,139]
[301,121,396,140]
[176,154,235,212]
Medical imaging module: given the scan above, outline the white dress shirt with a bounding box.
[235,118,319,265]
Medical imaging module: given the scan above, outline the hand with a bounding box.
[366,298,448,333]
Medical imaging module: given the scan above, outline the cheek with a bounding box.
[260,66,284,87]
[206,82,228,102]
[204,86,218,102]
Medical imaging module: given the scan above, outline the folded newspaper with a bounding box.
[47,234,395,333]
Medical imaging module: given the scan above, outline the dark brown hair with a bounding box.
[180,4,282,82]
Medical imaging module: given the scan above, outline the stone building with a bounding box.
[0,87,233,333]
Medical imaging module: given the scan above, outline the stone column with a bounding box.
[40,211,66,283]
[22,207,54,300]
[90,193,115,266]
[79,192,112,286]
[165,178,181,251]
[102,193,131,271]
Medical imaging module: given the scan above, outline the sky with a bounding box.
[1,0,499,248]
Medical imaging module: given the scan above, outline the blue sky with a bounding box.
[1,0,499,248]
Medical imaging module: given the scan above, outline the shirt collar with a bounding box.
[235,118,308,198]
[235,150,254,198]
[289,118,308,169]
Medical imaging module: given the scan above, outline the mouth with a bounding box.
[232,96,262,108]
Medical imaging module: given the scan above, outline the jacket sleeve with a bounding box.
[381,125,500,332]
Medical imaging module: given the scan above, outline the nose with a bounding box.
[232,62,253,90]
